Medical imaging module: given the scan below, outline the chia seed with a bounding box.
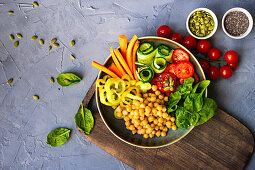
[224,11,249,36]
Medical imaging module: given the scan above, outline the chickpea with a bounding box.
[145,106,151,114]
[134,120,140,126]
[161,131,166,136]
[144,134,149,138]
[170,117,176,122]
[151,124,155,128]
[157,105,163,111]
[139,108,145,114]
[163,127,168,132]
[152,130,156,134]
[158,123,163,127]
[132,105,136,109]
[134,110,139,116]
[164,96,169,102]
[159,126,164,130]
[122,110,128,116]
[128,114,133,119]
[152,85,158,91]
[144,100,149,105]
[116,112,123,118]
[124,116,130,122]
[158,94,164,99]
[141,129,146,134]
[129,125,135,131]
[132,130,137,134]
[155,90,161,96]
[166,121,172,128]
[133,115,139,120]
[140,116,145,121]
[146,97,151,102]
[116,106,122,113]
[156,131,161,137]
[148,103,153,108]
[155,126,159,130]
[154,102,159,107]
[148,93,152,97]
[148,116,155,122]
[151,93,156,97]
[137,125,142,130]
[125,121,131,127]
[160,100,165,105]
[151,96,156,102]
[172,125,177,131]
[141,120,148,126]
[156,99,161,104]
[135,101,140,107]
[126,106,131,112]
[146,127,152,134]
[154,119,159,125]
[145,124,151,129]
[145,112,150,117]
[162,112,168,119]
[162,106,167,112]
[152,108,157,114]
[149,133,155,138]
[140,103,146,108]
[131,119,135,124]
[137,129,142,134]
[157,110,163,117]
[143,93,148,98]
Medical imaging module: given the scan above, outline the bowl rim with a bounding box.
[222,7,253,39]
[186,7,218,40]
[96,36,207,148]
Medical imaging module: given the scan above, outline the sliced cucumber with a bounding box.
[137,66,154,83]
[151,57,167,73]
[155,45,174,63]
[137,42,156,66]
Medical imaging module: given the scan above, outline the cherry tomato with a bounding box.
[228,62,238,69]
[193,73,200,85]
[174,61,194,79]
[199,59,210,73]
[196,40,211,53]
[207,66,219,80]
[164,63,176,74]
[207,48,221,60]
[156,73,177,95]
[220,66,233,79]
[157,25,172,38]
[183,36,197,50]
[170,33,183,44]
[172,49,189,63]
[224,51,238,63]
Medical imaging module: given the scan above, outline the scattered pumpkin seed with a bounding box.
[31,35,38,40]
[51,38,57,44]
[9,34,15,40]
[8,11,14,15]
[70,54,76,60]
[39,39,44,45]
[6,78,13,85]
[70,40,75,47]
[50,77,55,83]
[48,45,52,51]
[33,1,39,7]
[33,95,39,101]
[13,41,19,48]
[53,43,59,47]
[16,33,23,39]
[64,79,69,83]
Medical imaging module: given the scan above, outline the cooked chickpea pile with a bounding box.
[115,85,177,139]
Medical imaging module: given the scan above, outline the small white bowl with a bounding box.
[186,8,218,40]
[222,7,253,39]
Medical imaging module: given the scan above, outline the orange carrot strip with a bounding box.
[126,35,138,73]
[132,40,140,81]
[108,63,124,77]
[119,35,128,59]
[114,48,134,80]
[91,61,119,78]
[110,47,126,75]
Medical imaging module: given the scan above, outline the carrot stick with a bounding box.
[114,48,134,80]
[126,35,138,73]
[108,63,124,77]
[132,40,140,81]
[119,35,128,59]
[91,61,119,78]
[110,47,126,75]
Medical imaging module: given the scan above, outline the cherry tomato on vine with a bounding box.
[197,40,211,53]
[208,48,221,60]
[174,61,194,79]
[224,51,238,63]
[172,49,189,63]
[157,25,172,38]
[170,33,183,44]
[220,66,233,79]
[183,36,197,50]
[228,62,238,69]
[207,66,219,80]
[199,59,210,73]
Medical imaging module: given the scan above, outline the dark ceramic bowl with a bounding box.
[96,36,206,148]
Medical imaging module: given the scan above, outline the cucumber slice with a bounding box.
[155,45,174,63]
[137,66,154,83]
[137,42,156,66]
[151,57,167,73]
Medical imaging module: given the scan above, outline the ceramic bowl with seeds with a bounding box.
[222,7,253,39]
[186,8,218,39]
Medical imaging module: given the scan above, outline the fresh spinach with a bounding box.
[166,91,182,113]
[74,103,94,135]
[176,77,194,99]
[175,107,200,129]
[46,128,71,147]
[56,73,81,87]
[184,93,203,113]
[192,80,210,94]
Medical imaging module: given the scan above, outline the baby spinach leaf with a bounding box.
[175,107,200,129]
[176,77,194,99]
[196,98,218,126]
[166,91,182,113]
[56,73,81,87]
[74,103,94,135]
[46,128,70,147]
[192,80,210,94]
[184,93,203,113]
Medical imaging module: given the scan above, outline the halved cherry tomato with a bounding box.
[172,49,189,63]
[164,63,176,74]
[174,61,194,79]
[157,73,177,95]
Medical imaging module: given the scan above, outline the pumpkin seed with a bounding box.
[70,54,76,60]
[70,40,75,47]
[50,77,55,83]
[53,43,59,47]
[64,79,69,83]
[39,39,44,45]
[13,41,19,48]
[6,78,13,85]
[33,1,39,7]
[8,11,14,15]
[51,38,57,44]
[48,45,52,51]
[33,95,39,101]
[9,34,15,40]
[31,35,38,40]
[16,33,23,39]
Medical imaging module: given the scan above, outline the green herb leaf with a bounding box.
[175,107,200,129]
[184,93,203,113]
[166,91,181,113]
[46,128,70,147]
[176,77,194,99]
[56,73,81,87]
[192,80,210,94]
[74,103,94,135]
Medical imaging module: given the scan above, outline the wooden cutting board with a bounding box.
[79,80,254,170]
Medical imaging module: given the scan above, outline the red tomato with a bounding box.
[179,78,184,84]
[193,73,200,85]
[207,48,221,60]
[156,73,177,95]
[228,62,238,69]
[172,49,189,63]
[170,33,183,44]
[197,40,211,53]
[224,51,238,63]
[164,63,176,74]
[174,61,194,79]
[157,25,172,38]
[207,66,219,80]
[220,66,233,79]
[199,59,210,73]
[183,36,197,50]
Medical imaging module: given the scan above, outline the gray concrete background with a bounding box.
[0,0,254,169]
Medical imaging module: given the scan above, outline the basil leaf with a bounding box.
[196,98,218,126]
[56,73,81,87]
[166,91,182,113]
[175,107,200,129]
[74,103,94,135]
[46,128,70,147]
